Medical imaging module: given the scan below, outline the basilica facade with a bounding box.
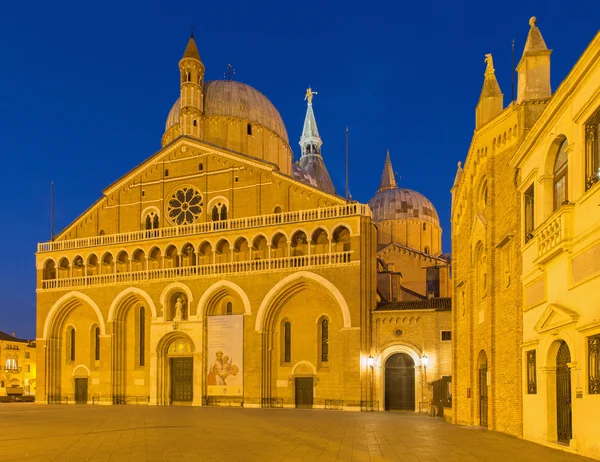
[452,18,600,459]
[35,35,451,412]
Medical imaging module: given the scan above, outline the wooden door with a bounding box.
[479,367,488,427]
[556,341,572,444]
[74,378,88,404]
[171,357,193,403]
[385,353,415,410]
[295,377,313,408]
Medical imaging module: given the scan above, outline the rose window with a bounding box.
[167,187,203,225]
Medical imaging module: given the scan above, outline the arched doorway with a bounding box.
[478,351,488,427]
[385,353,415,410]
[156,333,195,406]
[556,341,572,444]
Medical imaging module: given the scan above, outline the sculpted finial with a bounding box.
[305,87,318,104]
[529,16,537,27]
[484,53,495,74]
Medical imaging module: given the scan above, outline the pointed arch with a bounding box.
[43,291,105,339]
[255,271,351,331]
[108,287,157,321]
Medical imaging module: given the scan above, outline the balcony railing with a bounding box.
[38,203,370,253]
[40,251,355,291]
[534,205,574,264]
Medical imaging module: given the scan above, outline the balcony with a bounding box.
[37,203,370,253]
[40,251,356,291]
[534,205,574,264]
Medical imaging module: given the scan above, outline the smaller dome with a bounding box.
[368,188,439,225]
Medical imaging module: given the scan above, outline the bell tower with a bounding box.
[179,32,205,139]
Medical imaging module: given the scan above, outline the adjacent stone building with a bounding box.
[452,17,600,459]
[0,331,36,398]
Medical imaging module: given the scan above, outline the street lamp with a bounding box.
[367,355,375,410]
[421,355,429,413]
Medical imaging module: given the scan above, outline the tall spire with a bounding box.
[378,149,397,192]
[475,53,504,129]
[298,88,335,195]
[517,16,552,103]
[179,33,205,139]
[182,34,201,61]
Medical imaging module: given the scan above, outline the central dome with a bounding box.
[165,80,289,143]
[368,188,440,225]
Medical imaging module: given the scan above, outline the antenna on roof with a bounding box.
[345,126,349,202]
[511,38,515,101]
[51,181,55,241]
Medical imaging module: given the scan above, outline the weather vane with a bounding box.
[305,87,317,104]
[224,64,235,81]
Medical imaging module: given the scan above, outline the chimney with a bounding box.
[11,331,15,337]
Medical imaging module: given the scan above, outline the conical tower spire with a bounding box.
[475,53,504,129]
[298,88,336,195]
[178,32,205,139]
[517,16,552,103]
[182,33,201,61]
[378,149,397,192]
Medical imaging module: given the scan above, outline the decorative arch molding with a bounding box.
[255,271,351,332]
[156,330,198,354]
[207,195,230,210]
[72,364,91,377]
[331,222,355,236]
[141,205,160,218]
[291,360,317,376]
[196,280,251,317]
[159,282,194,317]
[108,287,157,322]
[539,332,577,366]
[43,291,105,339]
[375,342,423,368]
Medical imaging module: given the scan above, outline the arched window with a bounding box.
[164,169,169,177]
[220,205,227,221]
[554,140,568,210]
[5,358,17,371]
[199,163,203,171]
[69,327,76,362]
[321,319,329,362]
[212,206,219,221]
[193,119,197,127]
[424,246,430,255]
[145,215,152,230]
[247,123,252,135]
[284,322,291,363]
[226,302,232,316]
[185,71,191,82]
[94,326,100,361]
[139,306,145,366]
[211,201,228,222]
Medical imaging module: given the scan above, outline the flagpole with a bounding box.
[345,126,349,202]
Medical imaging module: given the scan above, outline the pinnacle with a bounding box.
[378,150,397,192]
[182,35,201,61]
[523,16,549,54]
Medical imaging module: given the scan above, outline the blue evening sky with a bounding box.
[0,1,598,338]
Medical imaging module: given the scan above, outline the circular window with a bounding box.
[167,187,203,225]
[394,329,403,337]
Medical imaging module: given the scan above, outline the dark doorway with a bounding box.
[295,377,314,408]
[74,378,88,404]
[385,353,415,410]
[478,351,488,427]
[556,341,572,445]
[171,357,193,403]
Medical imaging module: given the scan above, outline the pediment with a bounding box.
[534,303,579,334]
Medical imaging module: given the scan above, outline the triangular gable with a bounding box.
[534,303,579,334]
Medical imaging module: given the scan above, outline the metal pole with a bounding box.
[51,181,55,241]
[345,126,349,202]
[511,38,515,102]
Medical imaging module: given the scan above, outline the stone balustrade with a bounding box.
[535,205,574,264]
[38,204,370,253]
[40,251,355,291]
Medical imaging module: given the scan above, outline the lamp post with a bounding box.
[421,355,429,413]
[367,355,374,410]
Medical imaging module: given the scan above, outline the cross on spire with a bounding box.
[224,64,235,81]
[190,26,194,38]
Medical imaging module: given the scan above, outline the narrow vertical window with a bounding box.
[220,205,228,221]
[95,326,100,361]
[527,350,537,394]
[145,215,152,230]
[226,301,232,316]
[139,307,145,367]
[212,206,219,221]
[284,322,291,363]
[585,113,600,190]
[153,214,159,229]
[553,139,568,210]
[247,123,252,135]
[589,334,600,394]
[321,319,329,362]
[70,328,76,362]
[524,184,534,242]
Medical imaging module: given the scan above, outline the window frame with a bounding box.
[589,333,600,394]
[321,319,329,363]
[524,184,535,243]
[441,330,452,342]
[527,349,537,394]
[585,111,600,191]
[284,322,291,363]
[553,140,569,211]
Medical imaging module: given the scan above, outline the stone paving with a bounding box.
[0,404,595,462]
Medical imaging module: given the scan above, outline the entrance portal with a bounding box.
[74,378,88,404]
[295,377,314,408]
[556,341,572,444]
[171,357,193,404]
[385,353,415,410]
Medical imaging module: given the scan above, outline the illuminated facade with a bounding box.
[0,331,36,398]
[36,35,451,412]
[452,17,600,459]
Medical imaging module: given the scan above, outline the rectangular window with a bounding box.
[585,113,600,191]
[25,352,30,359]
[589,334,600,394]
[27,365,30,373]
[527,350,537,394]
[441,331,452,342]
[524,184,535,243]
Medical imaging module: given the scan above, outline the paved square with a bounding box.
[0,404,595,461]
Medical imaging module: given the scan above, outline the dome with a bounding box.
[368,187,440,225]
[165,80,289,143]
